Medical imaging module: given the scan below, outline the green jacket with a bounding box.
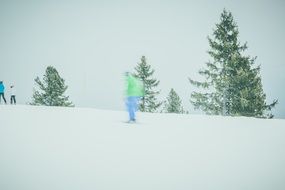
[126,75,145,97]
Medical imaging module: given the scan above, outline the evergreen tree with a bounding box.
[189,9,277,118]
[133,56,162,112]
[163,88,184,113]
[31,66,74,107]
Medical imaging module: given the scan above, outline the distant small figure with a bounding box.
[10,85,16,105]
[0,81,7,104]
[125,72,144,123]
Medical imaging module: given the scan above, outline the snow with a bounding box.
[0,105,285,190]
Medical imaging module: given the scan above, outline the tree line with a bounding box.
[31,9,277,118]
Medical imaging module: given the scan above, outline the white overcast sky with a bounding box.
[0,0,284,118]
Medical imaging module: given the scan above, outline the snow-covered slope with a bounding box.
[0,105,284,190]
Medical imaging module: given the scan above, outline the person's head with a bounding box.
[124,71,130,76]
[10,85,14,88]
[0,81,2,84]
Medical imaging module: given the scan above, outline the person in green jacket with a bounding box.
[125,72,144,122]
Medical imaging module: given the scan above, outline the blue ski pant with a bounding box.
[0,93,6,104]
[126,96,140,121]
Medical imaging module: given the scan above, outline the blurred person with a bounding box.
[125,72,144,123]
[0,81,7,104]
[10,85,16,104]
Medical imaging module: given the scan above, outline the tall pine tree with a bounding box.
[163,88,184,114]
[134,56,162,112]
[189,9,277,118]
[31,66,73,107]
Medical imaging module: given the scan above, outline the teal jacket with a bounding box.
[0,83,4,93]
